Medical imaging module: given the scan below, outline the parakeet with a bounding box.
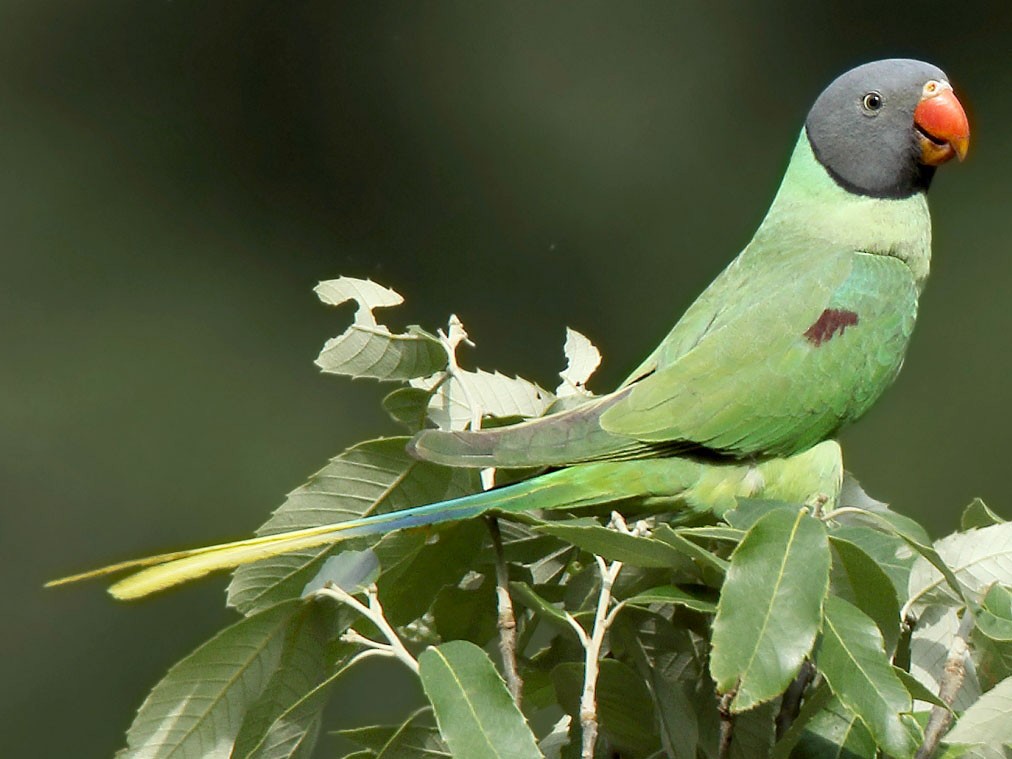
[50,59,969,600]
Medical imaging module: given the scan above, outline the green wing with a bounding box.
[410,242,918,467]
[601,248,918,457]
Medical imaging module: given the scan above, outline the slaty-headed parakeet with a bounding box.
[50,59,970,599]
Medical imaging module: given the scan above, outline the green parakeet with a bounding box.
[51,59,970,599]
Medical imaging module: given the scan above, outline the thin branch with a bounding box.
[563,609,591,647]
[805,493,829,519]
[341,629,395,654]
[314,583,419,674]
[487,516,523,706]
[818,506,873,523]
[346,647,396,669]
[717,690,736,759]
[580,554,623,759]
[573,511,637,759]
[775,660,815,739]
[914,607,975,759]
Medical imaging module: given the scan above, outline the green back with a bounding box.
[409,132,930,469]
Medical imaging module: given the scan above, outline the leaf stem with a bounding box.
[314,583,420,674]
[487,516,524,706]
[819,505,871,522]
[717,690,736,759]
[580,555,623,759]
[775,660,815,739]
[914,607,975,759]
[569,511,635,759]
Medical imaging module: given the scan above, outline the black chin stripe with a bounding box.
[805,125,935,200]
[820,160,935,200]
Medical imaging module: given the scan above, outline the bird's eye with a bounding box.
[862,92,883,112]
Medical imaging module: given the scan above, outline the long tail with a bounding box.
[46,458,707,601]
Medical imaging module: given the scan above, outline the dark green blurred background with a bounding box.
[4,2,1010,756]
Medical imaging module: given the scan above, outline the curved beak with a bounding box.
[914,81,970,165]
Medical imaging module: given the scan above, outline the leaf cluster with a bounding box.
[101,278,1012,758]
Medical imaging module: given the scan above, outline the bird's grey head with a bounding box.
[805,59,969,199]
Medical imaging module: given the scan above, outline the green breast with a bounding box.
[785,251,918,450]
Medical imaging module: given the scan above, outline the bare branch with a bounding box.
[717,690,736,759]
[776,660,815,739]
[314,583,420,674]
[915,607,975,759]
[487,516,523,706]
[577,511,637,759]
[580,555,623,759]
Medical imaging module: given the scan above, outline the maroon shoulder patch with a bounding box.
[804,309,859,347]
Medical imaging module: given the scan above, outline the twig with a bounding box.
[805,493,829,519]
[819,505,872,522]
[717,690,736,759]
[314,583,419,674]
[776,660,815,739]
[561,511,636,759]
[914,607,975,759]
[579,553,623,759]
[487,516,523,706]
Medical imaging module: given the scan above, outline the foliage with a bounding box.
[96,278,1012,758]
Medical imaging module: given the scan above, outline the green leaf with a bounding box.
[894,666,951,710]
[382,387,434,431]
[769,681,833,759]
[894,536,970,612]
[227,438,478,614]
[612,613,699,759]
[648,670,700,759]
[339,725,400,752]
[338,711,448,757]
[829,525,915,602]
[830,500,931,546]
[971,624,1012,693]
[499,526,574,585]
[907,523,1012,611]
[419,641,543,759]
[673,525,746,543]
[816,595,918,759]
[935,747,982,759]
[728,700,776,759]
[791,695,878,759]
[313,278,447,381]
[118,601,299,759]
[316,322,446,382]
[943,675,1012,757]
[556,327,602,398]
[538,716,574,759]
[970,586,1012,690]
[232,605,330,759]
[551,659,661,756]
[301,549,380,597]
[910,605,982,711]
[374,519,487,625]
[624,585,718,614]
[509,581,579,639]
[710,508,830,712]
[653,524,730,581]
[983,584,1012,618]
[244,644,366,759]
[723,499,798,531]
[431,580,498,646]
[375,710,451,759]
[976,585,1012,642]
[411,368,555,431]
[829,536,901,653]
[960,499,1005,531]
[534,521,693,569]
